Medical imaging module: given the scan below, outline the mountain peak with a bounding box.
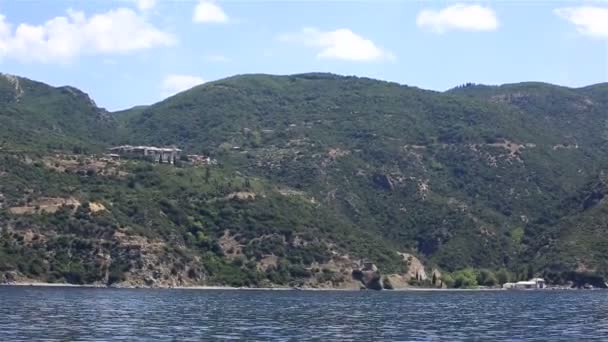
[0,73,25,102]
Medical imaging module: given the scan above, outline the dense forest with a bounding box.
[1,72,608,289]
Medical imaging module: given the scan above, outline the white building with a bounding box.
[504,278,546,289]
[109,145,182,164]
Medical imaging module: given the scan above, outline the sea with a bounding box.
[1,287,607,341]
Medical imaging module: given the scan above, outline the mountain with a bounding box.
[2,72,608,289]
[0,73,117,152]
[120,74,608,271]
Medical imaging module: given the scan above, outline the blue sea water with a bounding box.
[1,287,607,341]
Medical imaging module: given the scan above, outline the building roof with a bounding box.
[515,281,537,285]
[109,145,182,152]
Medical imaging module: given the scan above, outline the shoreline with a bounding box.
[0,283,359,291]
[0,282,584,291]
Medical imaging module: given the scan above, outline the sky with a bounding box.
[0,0,607,111]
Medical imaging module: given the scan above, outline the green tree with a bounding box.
[476,269,497,286]
[452,269,478,288]
[526,265,534,280]
[496,268,511,285]
[441,274,455,288]
[204,167,211,184]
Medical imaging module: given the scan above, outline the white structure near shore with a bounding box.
[109,145,182,164]
[503,278,546,289]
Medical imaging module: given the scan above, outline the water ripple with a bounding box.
[1,288,608,341]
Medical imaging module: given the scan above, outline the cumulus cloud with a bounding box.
[161,74,205,97]
[193,0,228,23]
[120,0,156,11]
[416,4,499,33]
[135,0,156,11]
[0,8,175,63]
[555,6,608,38]
[279,28,394,62]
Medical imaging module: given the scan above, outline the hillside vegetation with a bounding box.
[0,73,117,152]
[2,72,608,288]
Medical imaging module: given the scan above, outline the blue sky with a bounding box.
[0,0,607,111]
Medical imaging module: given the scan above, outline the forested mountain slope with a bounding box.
[0,73,117,152]
[121,74,608,274]
[2,72,608,288]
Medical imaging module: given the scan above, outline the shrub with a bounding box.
[452,269,478,288]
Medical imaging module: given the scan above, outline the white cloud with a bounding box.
[136,0,156,11]
[555,6,608,38]
[279,28,394,62]
[193,1,228,23]
[120,0,156,11]
[416,4,499,33]
[161,74,205,97]
[0,8,175,63]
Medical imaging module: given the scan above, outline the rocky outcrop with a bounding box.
[431,269,444,288]
[372,174,395,191]
[0,271,18,284]
[88,202,107,213]
[1,73,24,102]
[382,274,408,289]
[400,252,428,281]
[347,251,446,290]
[110,231,204,288]
[0,271,41,285]
[352,262,383,290]
[218,230,244,260]
[381,253,445,290]
[225,192,256,201]
[9,197,81,215]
